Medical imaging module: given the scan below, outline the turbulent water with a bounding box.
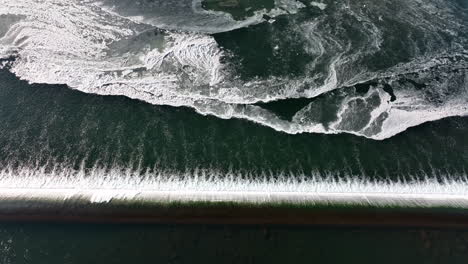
[1,2,468,261]
[0,0,467,199]
[0,0,466,140]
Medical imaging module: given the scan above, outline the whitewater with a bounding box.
[0,164,467,208]
[0,0,467,140]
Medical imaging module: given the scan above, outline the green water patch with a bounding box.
[2,221,468,263]
[454,0,468,8]
[255,97,312,121]
[215,15,313,79]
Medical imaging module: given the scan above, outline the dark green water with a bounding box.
[1,69,467,181]
[0,0,468,261]
[1,0,467,182]
[0,223,468,263]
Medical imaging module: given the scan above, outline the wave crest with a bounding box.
[0,0,467,140]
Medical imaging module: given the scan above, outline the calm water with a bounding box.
[0,223,468,264]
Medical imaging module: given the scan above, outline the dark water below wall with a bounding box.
[0,222,468,264]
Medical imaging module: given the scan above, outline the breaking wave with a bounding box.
[1,163,467,194]
[0,0,467,140]
[0,163,467,208]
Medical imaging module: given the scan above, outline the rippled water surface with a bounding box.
[0,1,467,262]
[0,0,466,193]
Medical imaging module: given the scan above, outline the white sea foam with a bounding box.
[0,165,467,207]
[310,2,327,10]
[0,0,466,140]
[94,0,305,34]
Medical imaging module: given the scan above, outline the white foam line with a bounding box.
[0,188,467,208]
[0,165,467,207]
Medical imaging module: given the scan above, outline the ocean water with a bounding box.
[1,223,468,264]
[0,0,467,189]
[0,69,467,190]
[0,0,467,262]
